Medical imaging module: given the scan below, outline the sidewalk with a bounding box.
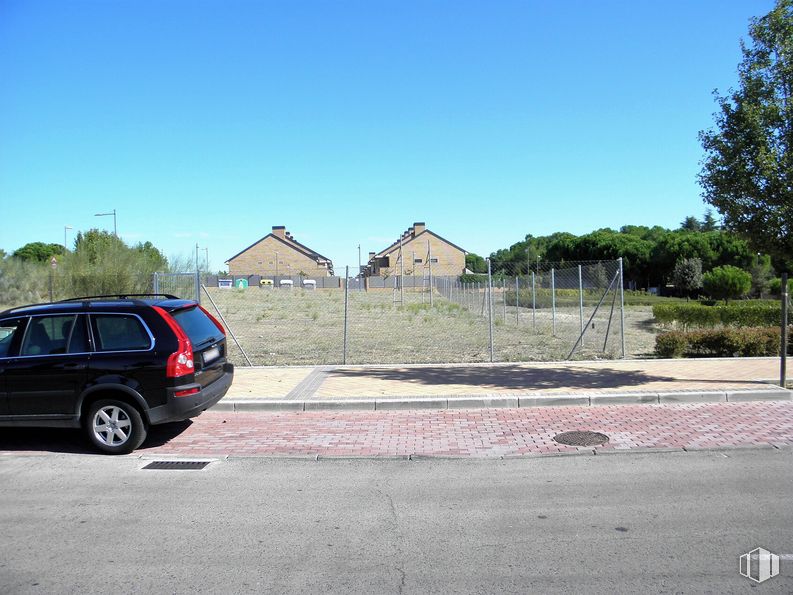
[219,357,793,412]
[142,402,793,457]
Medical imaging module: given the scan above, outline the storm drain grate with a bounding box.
[553,431,609,447]
[142,461,211,470]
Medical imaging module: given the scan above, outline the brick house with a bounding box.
[366,222,466,277]
[225,226,333,277]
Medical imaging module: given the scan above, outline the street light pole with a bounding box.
[64,226,72,252]
[94,209,117,236]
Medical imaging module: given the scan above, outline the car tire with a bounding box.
[85,399,147,455]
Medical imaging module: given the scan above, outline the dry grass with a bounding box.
[206,286,659,366]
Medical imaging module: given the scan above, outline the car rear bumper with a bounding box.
[148,363,234,425]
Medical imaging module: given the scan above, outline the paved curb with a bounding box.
[213,388,793,413]
[130,443,791,462]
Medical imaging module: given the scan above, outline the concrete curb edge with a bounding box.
[213,388,792,413]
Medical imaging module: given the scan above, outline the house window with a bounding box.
[430,258,439,263]
[414,258,422,264]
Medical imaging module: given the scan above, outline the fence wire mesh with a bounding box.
[199,259,628,366]
[0,260,634,366]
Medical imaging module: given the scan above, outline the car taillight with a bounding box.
[174,387,200,397]
[199,305,226,335]
[153,306,194,378]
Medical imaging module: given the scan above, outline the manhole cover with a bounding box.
[553,431,609,446]
[142,461,211,470]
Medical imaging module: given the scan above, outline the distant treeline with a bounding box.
[466,214,788,293]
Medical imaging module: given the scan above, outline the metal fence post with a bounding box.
[578,264,584,350]
[618,257,626,358]
[551,267,556,337]
[531,271,536,332]
[781,272,788,388]
[195,270,201,304]
[515,276,519,326]
[428,240,434,307]
[343,266,349,365]
[153,272,159,295]
[502,278,507,321]
[487,259,494,362]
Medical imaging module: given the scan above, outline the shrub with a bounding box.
[769,277,793,296]
[655,332,688,357]
[459,274,489,284]
[655,327,785,358]
[702,265,751,303]
[0,257,50,308]
[652,301,780,328]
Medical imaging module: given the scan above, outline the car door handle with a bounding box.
[61,363,87,370]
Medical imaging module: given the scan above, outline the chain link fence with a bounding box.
[0,259,643,366]
[199,259,634,366]
[6,260,793,372]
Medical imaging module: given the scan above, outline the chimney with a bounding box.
[413,222,426,235]
[368,252,375,261]
[408,226,415,237]
[272,226,286,239]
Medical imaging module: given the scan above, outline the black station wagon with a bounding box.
[0,295,234,454]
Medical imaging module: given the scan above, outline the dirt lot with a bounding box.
[205,286,659,366]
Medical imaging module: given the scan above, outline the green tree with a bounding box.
[750,254,775,297]
[465,253,487,274]
[702,265,752,303]
[701,209,719,232]
[672,257,703,299]
[679,216,701,232]
[699,0,793,262]
[62,229,167,296]
[133,241,168,271]
[73,229,126,264]
[12,242,64,262]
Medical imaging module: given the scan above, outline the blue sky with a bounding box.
[0,0,775,272]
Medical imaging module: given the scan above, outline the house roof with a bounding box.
[374,229,467,259]
[226,233,332,266]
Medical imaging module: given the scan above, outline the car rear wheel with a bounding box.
[86,399,147,455]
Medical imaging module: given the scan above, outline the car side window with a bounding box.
[68,315,89,353]
[90,315,152,352]
[0,318,24,358]
[20,315,78,356]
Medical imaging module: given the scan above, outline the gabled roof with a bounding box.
[226,233,332,265]
[375,229,467,259]
[283,235,332,264]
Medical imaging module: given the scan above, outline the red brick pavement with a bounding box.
[133,402,793,458]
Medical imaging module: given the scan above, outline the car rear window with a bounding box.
[171,306,223,347]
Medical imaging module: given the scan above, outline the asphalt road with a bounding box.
[1,449,791,594]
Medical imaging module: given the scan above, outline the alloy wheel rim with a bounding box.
[93,406,132,447]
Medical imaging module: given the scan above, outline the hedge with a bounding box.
[500,288,676,309]
[655,327,787,358]
[652,301,780,328]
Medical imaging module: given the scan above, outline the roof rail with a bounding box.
[57,293,180,302]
